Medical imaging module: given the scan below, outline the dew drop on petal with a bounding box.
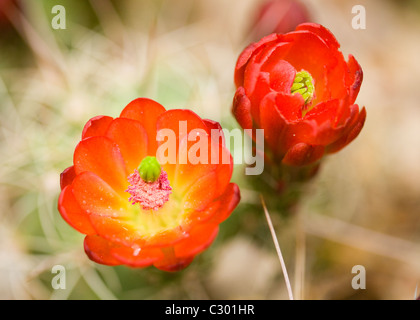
[132,245,141,256]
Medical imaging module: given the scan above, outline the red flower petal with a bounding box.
[156,109,210,138]
[145,226,218,271]
[305,99,340,123]
[202,119,226,145]
[243,41,290,96]
[81,115,113,139]
[88,215,139,246]
[242,41,292,99]
[232,87,253,130]
[182,171,218,211]
[258,93,288,153]
[84,235,121,266]
[153,252,194,272]
[206,183,241,225]
[262,59,296,93]
[303,99,350,146]
[156,109,212,182]
[105,118,148,173]
[119,98,166,154]
[60,165,76,190]
[327,106,366,154]
[282,142,325,166]
[235,33,279,87]
[174,142,232,205]
[296,23,340,50]
[202,118,222,132]
[89,213,189,248]
[275,92,305,122]
[58,186,96,235]
[71,171,129,218]
[347,54,363,105]
[259,93,313,156]
[173,223,219,258]
[140,226,189,247]
[73,136,128,192]
[171,134,233,197]
[248,72,272,125]
[110,245,164,268]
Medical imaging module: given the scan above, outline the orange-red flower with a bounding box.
[58,98,240,271]
[233,23,366,166]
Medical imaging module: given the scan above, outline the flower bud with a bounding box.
[250,0,310,41]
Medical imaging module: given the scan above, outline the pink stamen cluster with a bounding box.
[125,169,172,211]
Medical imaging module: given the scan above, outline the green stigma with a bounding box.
[291,70,314,104]
[138,156,161,183]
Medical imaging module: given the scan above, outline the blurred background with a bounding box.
[0,0,420,300]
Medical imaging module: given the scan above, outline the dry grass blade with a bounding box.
[294,211,305,300]
[304,213,420,268]
[260,194,294,300]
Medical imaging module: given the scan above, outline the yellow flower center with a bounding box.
[291,70,315,115]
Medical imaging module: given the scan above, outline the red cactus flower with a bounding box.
[251,0,310,41]
[233,23,366,166]
[58,98,240,271]
[0,0,18,28]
